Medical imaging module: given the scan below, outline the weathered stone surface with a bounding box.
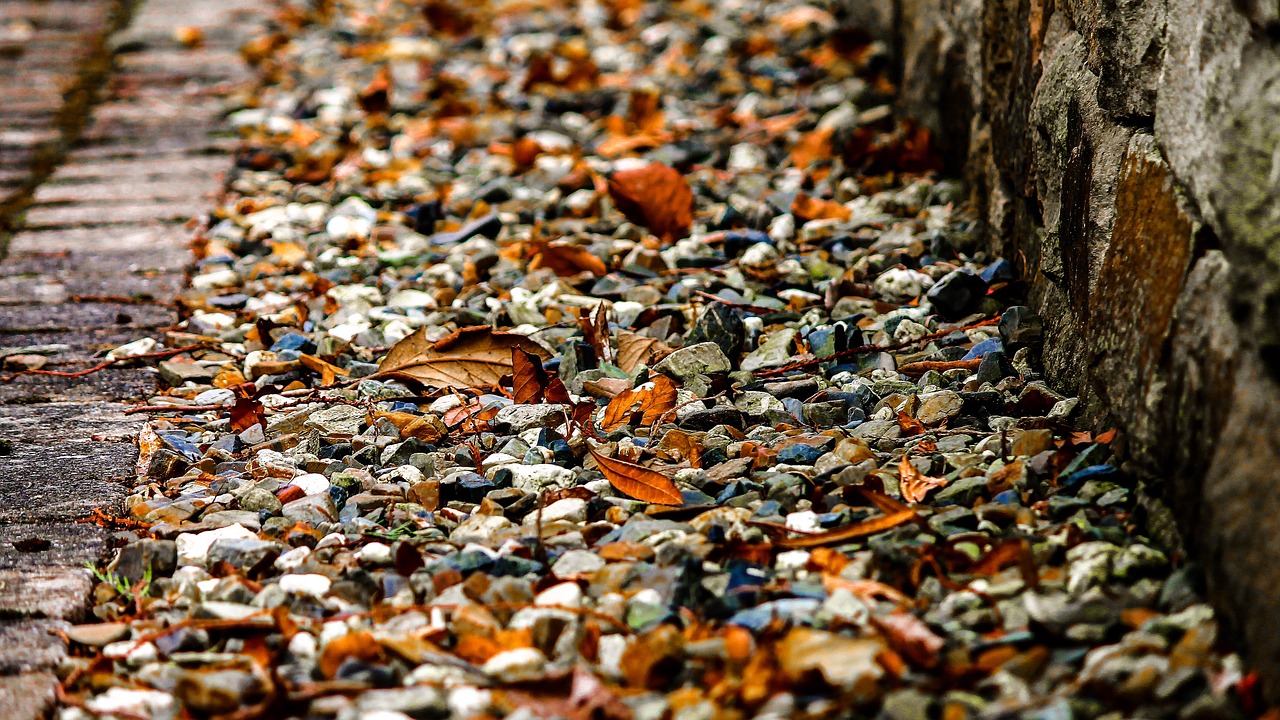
[873,0,1280,700]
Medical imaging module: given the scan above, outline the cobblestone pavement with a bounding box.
[0,1,257,716]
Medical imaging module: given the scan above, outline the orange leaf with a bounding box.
[776,510,917,548]
[791,193,851,222]
[607,163,693,242]
[899,455,948,504]
[319,632,385,679]
[300,353,350,386]
[896,410,926,437]
[529,240,607,276]
[587,444,682,505]
[639,375,677,425]
[615,330,669,373]
[791,127,833,169]
[601,388,642,431]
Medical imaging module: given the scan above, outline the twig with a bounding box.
[123,403,229,415]
[753,316,999,377]
[68,294,175,308]
[0,343,214,383]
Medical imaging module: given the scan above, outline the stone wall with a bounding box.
[843,0,1280,702]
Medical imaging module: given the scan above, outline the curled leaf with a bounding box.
[376,326,551,390]
[587,444,682,505]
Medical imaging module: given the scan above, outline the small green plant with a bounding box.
[85,562,152,602]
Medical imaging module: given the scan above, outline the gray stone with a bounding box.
[741,329,797,373]
[933,476,987,506]
[493,403,569,432]
[917,391,962,426]
[157,361,216,386]
[206,538,283,574]
[654,342,732,380]
[238,488,282,515]
[304,404,365,435]
[110,539,177,583]
[281,494,338,525]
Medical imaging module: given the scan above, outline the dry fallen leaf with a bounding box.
[374,411,447,443]
[299,353,350,386]
[375,326,551,389]
[791,193,851,222]
[899,455,948,504]
[607,163,693,242]
[896,410,926,437]
[615,330,670,374]
[319,632,385,678]
[600,376,677,431]
[587,444,682,505]
[528,240,608,276]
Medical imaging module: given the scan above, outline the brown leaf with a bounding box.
[587,444,682,505]
[512,347,551,404]
[899,456,947,504]
[528,240,608,277]
[229,383,263,432]
[375,326,551,390]
[607,163,693,242]
[776,510,917,548]
[615,331,669,374]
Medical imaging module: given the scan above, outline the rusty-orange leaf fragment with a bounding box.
[587,444,682,505]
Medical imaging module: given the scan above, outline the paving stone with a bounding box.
[0,672,59,720]
[0,442,134,522]
[0,403,142,443]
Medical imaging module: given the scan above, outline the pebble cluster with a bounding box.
[58,1,1252,719]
